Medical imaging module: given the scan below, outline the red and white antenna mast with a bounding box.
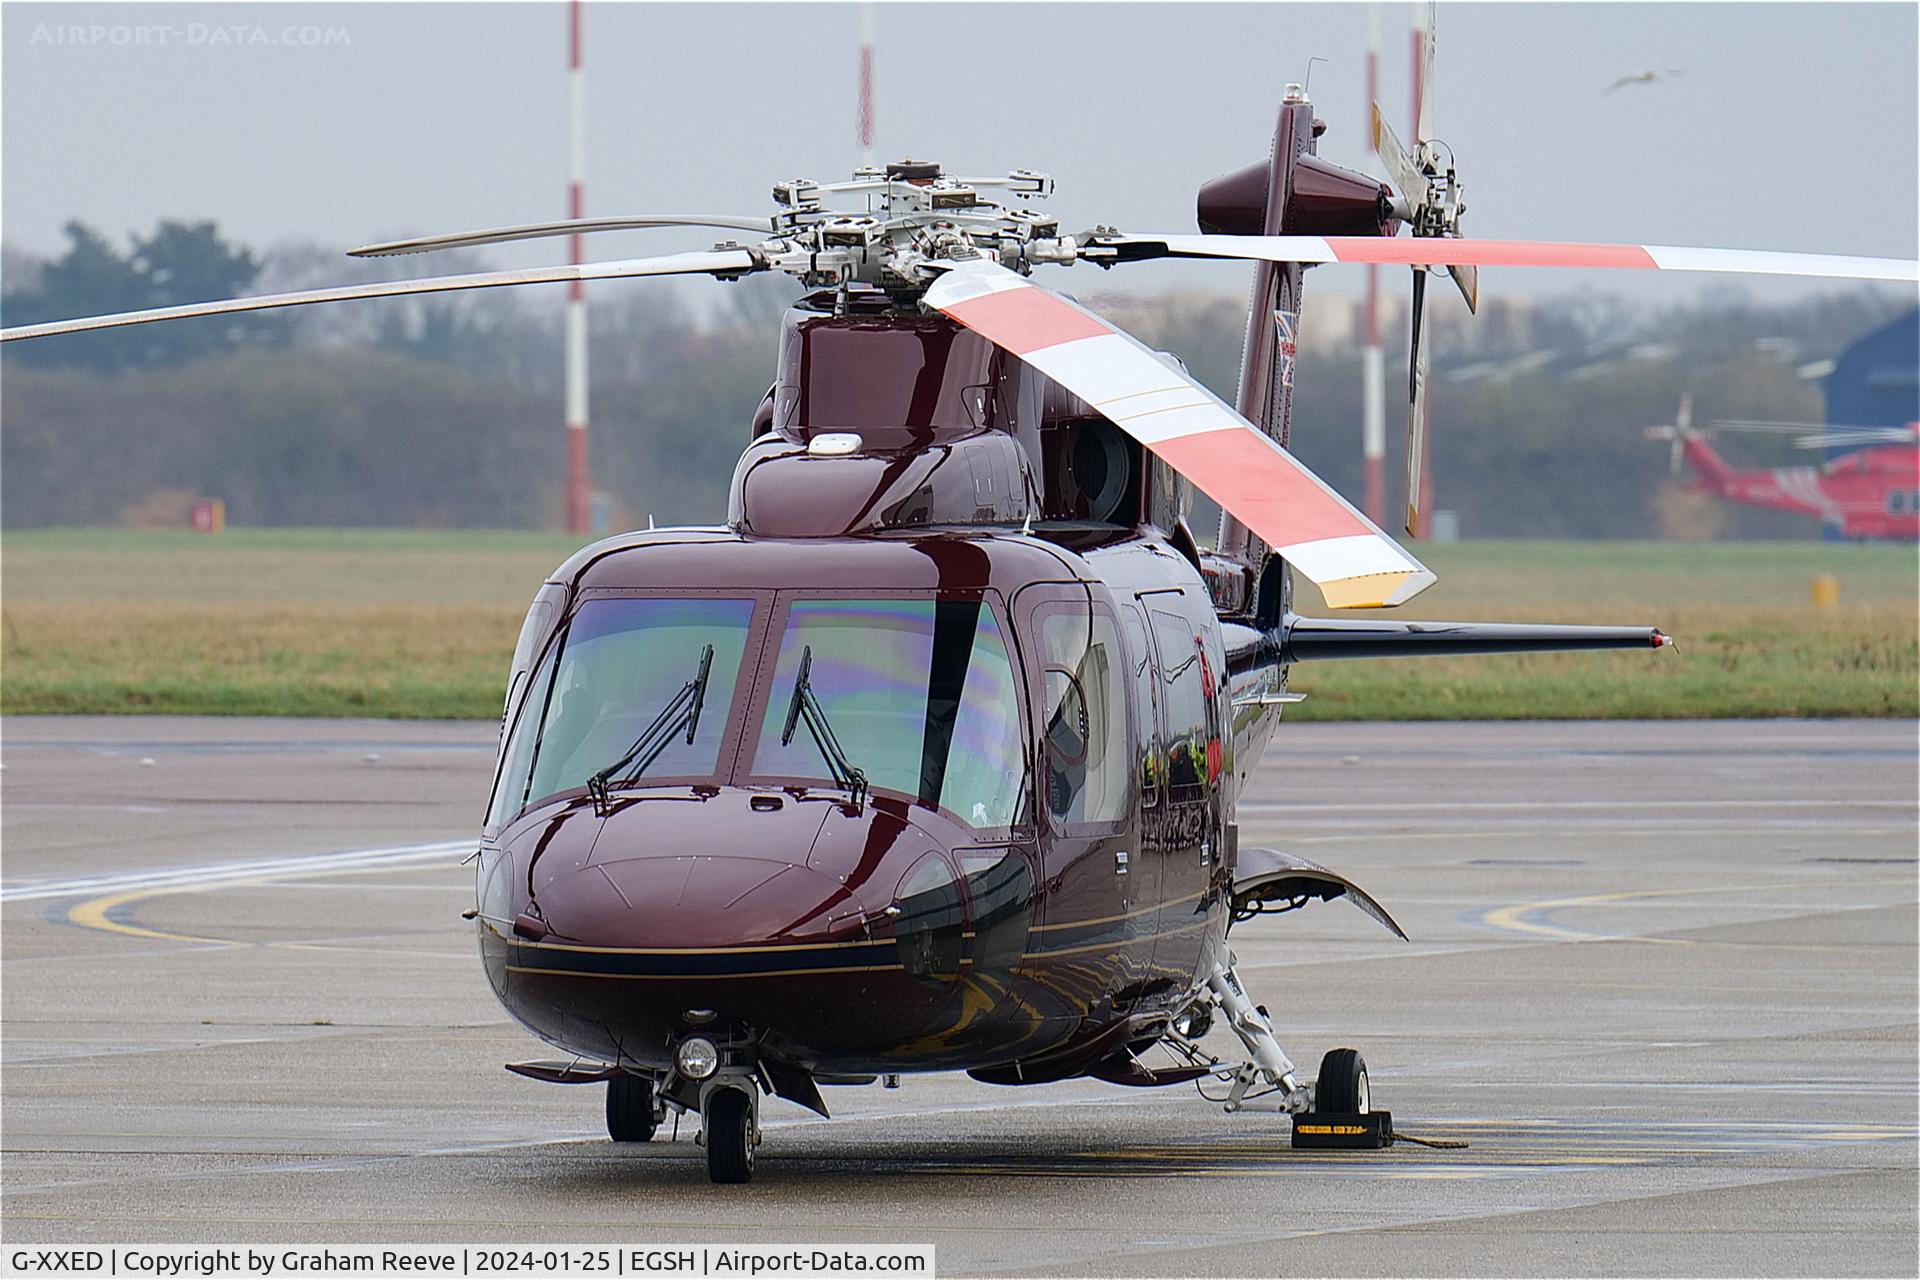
[564,0,592,535]
[857,3,876,168]
[1362,3,1386,527]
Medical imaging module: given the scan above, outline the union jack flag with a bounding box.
[1274,307,1299,389]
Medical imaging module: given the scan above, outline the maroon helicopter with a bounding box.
[7,90,1913,1185]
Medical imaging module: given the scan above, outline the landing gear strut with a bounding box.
[1170,954,1394,1148]
[1204,955,1314,1113]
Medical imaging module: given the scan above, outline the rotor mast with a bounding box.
[565,0,593,536]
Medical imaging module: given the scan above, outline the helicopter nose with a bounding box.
[522,794,902,955]
[535,851,875,952]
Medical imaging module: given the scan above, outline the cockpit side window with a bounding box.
[488,631,563,829]
[502,584,566,730]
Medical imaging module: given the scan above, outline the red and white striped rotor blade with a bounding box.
[0,249,761,343]
[1095,235,1919,282]
[925,258,1435,609]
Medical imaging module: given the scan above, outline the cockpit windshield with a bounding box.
[488,596,754,825]
[749,598,1026,829]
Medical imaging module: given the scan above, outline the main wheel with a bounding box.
[1316,1047,1369,1114]
[606,1074,658,1142]
[704,1087,755,1184]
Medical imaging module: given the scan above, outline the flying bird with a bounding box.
[1606,69,1684,93]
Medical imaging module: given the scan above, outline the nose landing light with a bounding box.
[676,1037,721,1080]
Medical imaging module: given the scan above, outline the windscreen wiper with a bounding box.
[780,645,868,811]
[585,644,715,814]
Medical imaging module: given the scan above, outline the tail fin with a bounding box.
[1677,418,1738,494]
[1200,88,1397,588]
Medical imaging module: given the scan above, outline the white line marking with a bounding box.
[0,839,475,903]
[1236,799,1917,815]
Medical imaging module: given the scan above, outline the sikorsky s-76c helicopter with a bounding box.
[7,80,1915,1182]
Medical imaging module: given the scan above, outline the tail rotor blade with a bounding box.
[1406,268,1430,537]
[0,249,762,344]
[1416,0,1437,144]
[1371,104,1424,213]
[1671,394,1693,477]
[1449,262,1479,312]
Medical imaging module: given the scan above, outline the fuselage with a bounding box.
[1683,435,1920,540]
[477,526,1283,1077]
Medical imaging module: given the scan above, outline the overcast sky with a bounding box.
[4,1,1916,311]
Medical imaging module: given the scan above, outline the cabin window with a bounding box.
[1040,611,1130,827]
[1116,605,1160,810]
[487,596,756,825]
[749,597,1026,829]
[1150,609,1213,804]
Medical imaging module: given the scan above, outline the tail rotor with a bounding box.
[1374,2,1473,536]
[1643,394,1699,479]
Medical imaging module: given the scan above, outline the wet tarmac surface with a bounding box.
[3,717,1914,1276]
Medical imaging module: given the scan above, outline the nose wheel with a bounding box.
[702,1085,758,1183]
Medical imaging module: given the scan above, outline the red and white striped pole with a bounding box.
[857,3,876,168]
[1362,3,1386,527]
[564,0,592,535]
[1409,1,1433,539]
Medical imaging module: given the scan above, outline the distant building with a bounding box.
[1824,309,1919,439]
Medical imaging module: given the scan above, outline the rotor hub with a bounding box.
[759,160,1059,294]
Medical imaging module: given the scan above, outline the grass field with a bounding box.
[2,529,1913,720]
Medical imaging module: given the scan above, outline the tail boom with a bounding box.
[1226,615,1671,672]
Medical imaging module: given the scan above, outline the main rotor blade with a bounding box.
[1092,234,1920,282]
[1710,417,1914,435]
[1790,431,1913,449]
[349,216,775,258]
[925,258,1434,609]
[0,249,760,343]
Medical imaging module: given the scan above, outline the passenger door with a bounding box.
[1014,586,1145,990]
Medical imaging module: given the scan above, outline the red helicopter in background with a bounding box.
[7,32,1917,1182]
[1650,396,1920,540]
